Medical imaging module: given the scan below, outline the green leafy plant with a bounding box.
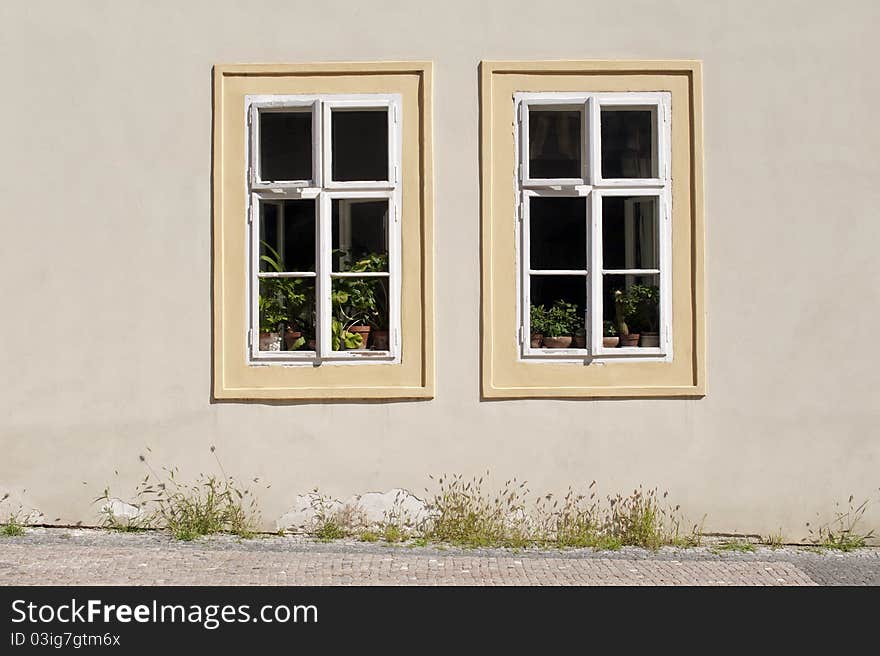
[259,242,313,347]
[530,304,547,335]
[258,283,287,334]
[543,300,580,338]
[603,320,617,337]
[613,284,659,335]
[329,251,388,349]
[629,284,660,333]
[331,317,363,350]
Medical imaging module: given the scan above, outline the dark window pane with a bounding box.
[602,196,659,270]
[529,196,586,270]
[600,109,655,178]
[259,111,312,181]
[258,277,315,352]
[331,277,390,351]
[331,110,389,181]
[529,275,587,341]
[602,274,660,344]
[529,110,581,179]
[332,199,388,272]
[259,200,315,272]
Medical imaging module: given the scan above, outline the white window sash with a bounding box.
[514,91,672,363]
[245,93,402,366]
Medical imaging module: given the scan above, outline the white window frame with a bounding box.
[245,93,402,366]
[514,91,672,363]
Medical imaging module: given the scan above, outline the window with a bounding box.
[480,61,705,398]
[247,95,401,364]
[213,63,434,400]
[517,93,671,361]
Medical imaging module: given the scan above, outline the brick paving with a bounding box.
[1,529,878,586]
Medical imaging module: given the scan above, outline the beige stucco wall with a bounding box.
[1,0,878,540]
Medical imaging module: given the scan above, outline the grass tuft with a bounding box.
[419,474,702,551]
[97,447,262,541]
[807,494,875,552]
[1,514,26,537]
[712,539,756,554]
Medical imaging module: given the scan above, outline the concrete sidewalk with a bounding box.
[1,529,878,586]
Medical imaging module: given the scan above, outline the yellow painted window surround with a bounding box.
[213,62,434,400]
[480,61,706,398]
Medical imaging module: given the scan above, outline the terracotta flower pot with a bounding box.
[372,329,390,351]
[348,324,371,349]
[603,336,620,348]
[284,329,302,350]
[530,333,544,348]
[542,336,573,348]
[619,333,640,347]
[573,333,586,348]
[259,332,281,351]
[639,332,660,347]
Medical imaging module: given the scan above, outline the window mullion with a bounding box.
[587,97,602,354]
[317,192,331,361]
[589,190,602,354]
[587,96,600,186]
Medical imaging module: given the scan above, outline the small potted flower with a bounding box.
[602,320,619,348]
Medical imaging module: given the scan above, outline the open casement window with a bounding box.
[517,93,672,361]
[213,63,433,400]
[481,61,705,399]
[247,94,401,364]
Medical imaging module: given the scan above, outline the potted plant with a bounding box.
[603,320,619,348]
[282,278,310,351]
[541,300,578,348]
[331,252,387,350]
[356,253,390,350]
[529,304,546,348]
[630,284,660,347]
[613,288,640,347]
[261,242,310,351]
[258,280,285,351]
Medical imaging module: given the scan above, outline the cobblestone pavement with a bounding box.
[1,529,878,585]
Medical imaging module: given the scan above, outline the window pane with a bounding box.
[331,109,389,181]
[602,196,659,270]
[529,275,587,347]
[600,108,655,179]
[259,200,315,272]
[529,196,586,270]
[602,274,660,347]
[528,109,581,179]
[259,111,312,182]
[258,277,316,352]
[331,277,390,351]
[332,199,389,272]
